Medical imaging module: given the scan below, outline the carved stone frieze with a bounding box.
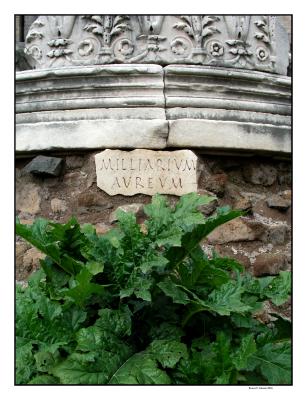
[24,15,289,74]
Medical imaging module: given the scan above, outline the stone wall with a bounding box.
[16,151,291,288]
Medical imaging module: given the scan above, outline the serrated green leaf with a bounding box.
[120,274,153,302]
[85,261,103,275]
[149,322,184,341]
[108,352,171,384]
[80,223,96,235]
[96,307,131,337]
[155,226,182,247]
[174,192,215,223]
[40,257,70,289]
[149,339,188,368]
[16,217,86,276]
[62,307,87,331]
[214,331,232,366]
[53,316,133,384]
[16,218,51,252]
[182,302,211,326]
[231,314,257,328]
[215,372,231,384]
[76,326,109,352]
[60,255,84,276]
[158,279,190,304]
[28,374,60,384]
[34,350,59,373]
[116,209,139,235]
[232,334,257,370]
[120,287,134,298]
[16,339,36,384]
[135,288,152,302]
[104,229,123,248]
[28,268,46,288]
[143,194,172,228]
[199,264,230,288]
[206,281,251,316]
[183,246,231,289]
[139,254,168,274]
[210,256,244,273]
[248,341,291,384]
[52,352,113,384]
[165,210,243,269]
[245,272,291,306]
[63,268,105,306]
[263,271,291,306]
[36,296,62,321]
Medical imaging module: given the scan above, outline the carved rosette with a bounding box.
[24,15,290,75]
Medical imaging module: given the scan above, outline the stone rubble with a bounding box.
[23,155,64,177]
[253,253,289,277]
[50,198,68,214]
[243,164,277,186]
[266,192,291,211]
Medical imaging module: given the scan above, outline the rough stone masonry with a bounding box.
[16,153,291,292]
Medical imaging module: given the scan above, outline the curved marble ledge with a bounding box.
[16,65,291,156]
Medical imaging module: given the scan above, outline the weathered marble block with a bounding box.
[95,149,200,196]
[16,64,291,156]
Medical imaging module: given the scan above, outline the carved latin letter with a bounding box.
[136,176,144,188]
[101,158,114,170]
[171,177,183,189]
[123,177,132,188]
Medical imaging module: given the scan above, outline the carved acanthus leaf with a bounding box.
[82,15,131,41]
[110,22,132,38]
[91,16,103,24]
[84,24,103,35]
[32,20,45,28]
[26,31,44,43]
[174,15,220,48]
[113,15,130,27]
[173,22,194,37]
[202,16,220,27]
[201,16,220,39]
[82,15,104,35]
[254,17,271,45]
[254,33,270,43]
[181,16,192,24]
[202,26,220,38]
[254,20,265,28]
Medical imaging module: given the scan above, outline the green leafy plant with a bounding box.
[16,193,291,385]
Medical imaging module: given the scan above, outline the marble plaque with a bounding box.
[95,149,199,196]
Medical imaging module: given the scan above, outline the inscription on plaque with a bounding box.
[95,149,200,196]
